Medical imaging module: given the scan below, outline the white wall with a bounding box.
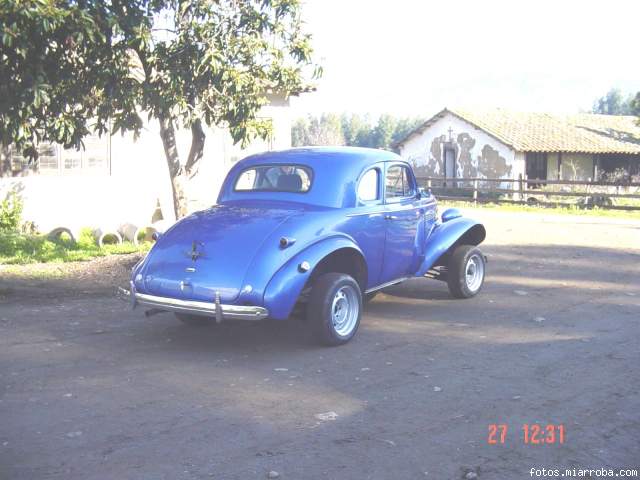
[0,97,292,238]
[513,152,527,180]
[399,112,518,180]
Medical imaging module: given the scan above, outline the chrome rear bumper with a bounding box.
[117,286,269,321]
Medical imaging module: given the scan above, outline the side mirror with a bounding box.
[418,187,430,199]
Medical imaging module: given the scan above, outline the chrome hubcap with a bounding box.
[331,285,359,336]
[465,254,484,292]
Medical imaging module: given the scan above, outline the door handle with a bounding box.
[384,215,398,220]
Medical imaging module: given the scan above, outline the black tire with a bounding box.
[307,273,362,346]
[446,245,486,299]
[175,313,214,326]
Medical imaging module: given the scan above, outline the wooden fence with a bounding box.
[416,175,640,211]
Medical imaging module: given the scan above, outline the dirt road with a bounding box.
[1,209,639,479]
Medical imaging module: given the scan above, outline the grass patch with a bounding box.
[0,229,151,265]
[439,200,640,219]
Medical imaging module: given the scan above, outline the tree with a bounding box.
[369,114,397,149]
[291,118,310,147]
[391,116,424,147]
[592,88,636,115]
[340,113,370,146]
[292,113,424,151]
[630,92,640,116]
[291,113,344,146]
[0,0,318,218]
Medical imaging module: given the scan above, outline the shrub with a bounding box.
[0,226,149,264]
[0,192,23,232]
[77,228,97,249]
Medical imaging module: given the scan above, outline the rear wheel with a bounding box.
[175,313,214,326]
[446,245,486,298]
[308,273,362,346]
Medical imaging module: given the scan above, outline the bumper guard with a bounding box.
[117,286,269,321]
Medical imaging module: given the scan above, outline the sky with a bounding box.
[290,0,640,119]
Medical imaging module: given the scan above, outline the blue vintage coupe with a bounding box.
[119,147,486,345]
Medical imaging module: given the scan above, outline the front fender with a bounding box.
[415,217,486,276]
[263,236,363,320]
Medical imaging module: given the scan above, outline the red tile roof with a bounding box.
[397,108,640,154]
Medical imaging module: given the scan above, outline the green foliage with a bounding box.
[292,113,425,151]
[591,88,639,115]
[0,229,149,265]
[77,227,97,249]
[0,192,23,232]
[1,0,318,156]
[292,113,344,146]
[630,92,640,117]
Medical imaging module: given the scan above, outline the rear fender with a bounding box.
[263,236,364,320]
[415,217,486,277]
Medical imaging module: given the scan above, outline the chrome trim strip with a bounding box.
[365,277,409,294]
[117,287,268,320]
[346,201,436,218]
[346,210,386,218]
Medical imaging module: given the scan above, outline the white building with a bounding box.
[395,108,640,184]
[0,94,292,238]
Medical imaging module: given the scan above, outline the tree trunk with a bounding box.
[0,149,6,177]
[158,116,207,220]
[185,119,206,178]
[159,116,189,219]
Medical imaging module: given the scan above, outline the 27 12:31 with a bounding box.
[487,424,565,445]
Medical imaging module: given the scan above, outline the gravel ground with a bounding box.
[0,209,639,480]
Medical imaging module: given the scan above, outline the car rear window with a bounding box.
[234,165,312,193]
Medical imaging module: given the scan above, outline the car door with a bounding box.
[380,162,421,284]
[343,164,387,289]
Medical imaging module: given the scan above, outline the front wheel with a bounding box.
[446,245,486,298]
[307,273,362,346]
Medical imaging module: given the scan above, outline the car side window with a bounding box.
[385,165,415,200]
[357,168,379,202]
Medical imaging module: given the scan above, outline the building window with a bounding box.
[10,147,29,174]
[62,150,82,172]
[3,133,110,177]
[37,144,59,173]
[526,152,548,188]
[81,135,109,171]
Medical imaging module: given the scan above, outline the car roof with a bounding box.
[218,147,408,208]
[239,146,402,169]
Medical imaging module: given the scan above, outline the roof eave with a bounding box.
[392,108,519,151]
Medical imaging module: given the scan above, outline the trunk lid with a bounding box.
[141,204,295,302]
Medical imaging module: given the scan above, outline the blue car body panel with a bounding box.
[131,147,485,320]
[263,236,364,320]
[415,216,486,277]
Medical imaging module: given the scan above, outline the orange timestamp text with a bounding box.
[487,424,565,445]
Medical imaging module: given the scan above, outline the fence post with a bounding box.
[473,179,478,205]
[518,174,524,202]
[427,179,432,190]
